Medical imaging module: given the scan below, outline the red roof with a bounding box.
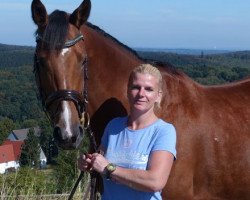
[0,140,24,163]
[0,144,15,163]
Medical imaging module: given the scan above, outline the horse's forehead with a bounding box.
[68,23,80,36]
[61,48,70,56]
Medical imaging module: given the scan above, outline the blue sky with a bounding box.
[0,0,249,50]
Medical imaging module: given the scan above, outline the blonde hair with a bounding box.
[128,64,163,108]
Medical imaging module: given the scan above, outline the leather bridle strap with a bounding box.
[45,89,85,119]
[36,34,84,48]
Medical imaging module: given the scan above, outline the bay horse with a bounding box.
[31,0,250,199]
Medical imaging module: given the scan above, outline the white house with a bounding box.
[0,140,23,174]
[7,127,47,169]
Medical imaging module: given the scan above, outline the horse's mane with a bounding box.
[37,10,69,50]
[86,22,139,58]
[35,10,181,76]
[86,22,182,76]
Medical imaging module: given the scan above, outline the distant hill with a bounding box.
[138,50,250,85]
[0,42,250,85]
[0,43,249,126]
[1,43,250,69]
[0,43,34,68]
[0,43,34,51]
[137,50,250,69]
[135,48,232,55]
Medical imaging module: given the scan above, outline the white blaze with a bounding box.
[61,101,72,137]
[60,48,72,137]
[61,48,69,56]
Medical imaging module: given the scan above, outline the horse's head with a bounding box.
[31,0,91,149]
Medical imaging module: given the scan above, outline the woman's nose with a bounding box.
[138,88,145,96]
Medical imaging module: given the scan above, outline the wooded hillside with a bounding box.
[0,43,249,128]
[0,44,34,68]
[138,50,250,85]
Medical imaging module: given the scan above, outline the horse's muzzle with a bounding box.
[53,125,84,149]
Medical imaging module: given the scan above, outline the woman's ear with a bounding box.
[155,90,163,109]
[157,90,163,103]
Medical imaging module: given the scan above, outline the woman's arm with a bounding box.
[89,150,174,192]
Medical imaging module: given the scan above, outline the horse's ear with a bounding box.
[31,0,48,30]
[69,0,91,29]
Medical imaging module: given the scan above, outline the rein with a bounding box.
[34,33,100,200]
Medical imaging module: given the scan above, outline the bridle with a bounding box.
[34,33,90,127]
[34,33,99,200]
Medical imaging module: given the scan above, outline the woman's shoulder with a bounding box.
[155,119,176,133]
[106,116,127,128]
[109,116,127,123]
[138,119,176,136]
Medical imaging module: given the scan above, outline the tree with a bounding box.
[0,117,16,144]
[19,128,41,168]
[39,118,57,163]
[21,119,38,128]
[52,149,79,193]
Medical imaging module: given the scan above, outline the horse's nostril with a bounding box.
[71,136,77,143]
[53,127,62,142]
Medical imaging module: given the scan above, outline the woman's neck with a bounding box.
[127,110,159,130]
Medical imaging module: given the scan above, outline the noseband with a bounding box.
[34,33,89,126]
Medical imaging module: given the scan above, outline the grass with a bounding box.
[0,167,91,200]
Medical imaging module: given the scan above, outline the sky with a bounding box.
[0,0,250,50]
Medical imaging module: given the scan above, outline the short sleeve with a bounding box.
[152,123,177,159]
[101,117,124,149]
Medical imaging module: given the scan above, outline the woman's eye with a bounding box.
[131,85,140,90]
[145,87,154,91]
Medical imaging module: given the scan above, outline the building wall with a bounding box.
[7,132,47,168]
[0,161,19,174]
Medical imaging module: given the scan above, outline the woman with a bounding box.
[78,64,176,200]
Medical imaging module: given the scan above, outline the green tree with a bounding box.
[39,118,57,163]
[21,119,39,128]
[51,131,92,193]
[52,149,79,193]
[19,128,41,168]
[0,117,16,144]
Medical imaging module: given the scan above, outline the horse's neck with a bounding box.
[82,25,142,113]
[160,71,202,122]
[82,24,202,123]
[83,25,142,70]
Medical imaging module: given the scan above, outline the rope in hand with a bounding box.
[68,126,98,200]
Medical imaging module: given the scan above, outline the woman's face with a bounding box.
[127,72,161,113]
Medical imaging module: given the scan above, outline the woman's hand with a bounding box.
[78,152,109,174]
[88,153,109,174]
[78,153,93,172]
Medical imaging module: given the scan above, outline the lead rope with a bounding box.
[68,57,100,200]
[87,126,99,200]
[83,57,100,200]
[67,125,98,200]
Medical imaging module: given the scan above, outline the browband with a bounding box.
[36,33,84,48]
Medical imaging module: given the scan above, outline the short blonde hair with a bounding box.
[128,64,163,108]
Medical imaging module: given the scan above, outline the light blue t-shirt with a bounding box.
[101,117,177,200]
